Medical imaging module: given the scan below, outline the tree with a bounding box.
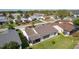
[16,29,29,49]
[2,41,20,49]
[16,10,23,13]
[55,10,71,19]
[31,19,36,27]
[16,15,21,20]
[23,12,30,18]
[8,21,15,29]
[6,13,15,24]
[73,18,79,25]
[8,13,15,19]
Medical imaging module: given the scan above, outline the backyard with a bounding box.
[30,35,78,49]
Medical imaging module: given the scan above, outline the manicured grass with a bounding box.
[31,35,77,49]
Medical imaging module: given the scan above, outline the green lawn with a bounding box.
[31,35,78,49]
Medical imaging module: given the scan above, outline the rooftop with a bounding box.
[0,29,21,47]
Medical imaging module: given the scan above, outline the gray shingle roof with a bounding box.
[25,23,58,41]
[25,27,40,41]
[0,16,7,22]
[25,20,74,42]
[35,23,58,36]
[0,29,21,47]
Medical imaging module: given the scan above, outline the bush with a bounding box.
[2,41,20,49]
[73,18,79,25]
[8,21,16,29]
[52,41,55,44]
[8,24,15,29]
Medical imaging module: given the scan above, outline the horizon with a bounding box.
[0,9,79,11]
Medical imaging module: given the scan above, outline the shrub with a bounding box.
[8,24,15,29]
[8,21,16,29]
[73,18,79,25]
[2,41,20,49]
[16,29,29,49]
[52,41,55,44]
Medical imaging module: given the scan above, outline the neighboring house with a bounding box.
[13,13,45,23]
[44,15,61,21]
[21,17,32,22]
[54,20,74,35]
[11,13,21,23]
[0,29,21,48]
[24,20,74,44]
[0,16,7,25]
[11,13,21,19]
[30,13,45,20]
[49,15,56,20]
[71,10,79,18]
[44,15,54,21]
[63,17,72,21]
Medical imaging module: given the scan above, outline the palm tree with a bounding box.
[55,10,71,19]
[31,19,36,27]
[7,13,14,20]
[16,15,21,20]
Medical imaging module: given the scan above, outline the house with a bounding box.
[71,10,79,18]
[44,15,56,22]
[30,13,45,20]
[23,20,74,44]
[0,16,7,25]
[63,17,72,21]
[11,13,21,19]
[54,20,74,35]
[25,23,58,44]
[0,29,21,48]
[21,17,32,22]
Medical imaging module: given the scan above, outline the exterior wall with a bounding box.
[65,32,70,35]
[32,38,41,44]
[42,34,50,39]
[29,32,58,44]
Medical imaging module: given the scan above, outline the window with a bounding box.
[33,38,40,44]
[54,32,56,35]
[43,34,50,39]
[64,31,67,34]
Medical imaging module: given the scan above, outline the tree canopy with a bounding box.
[73,18,79,25]
[55,10,71,19]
